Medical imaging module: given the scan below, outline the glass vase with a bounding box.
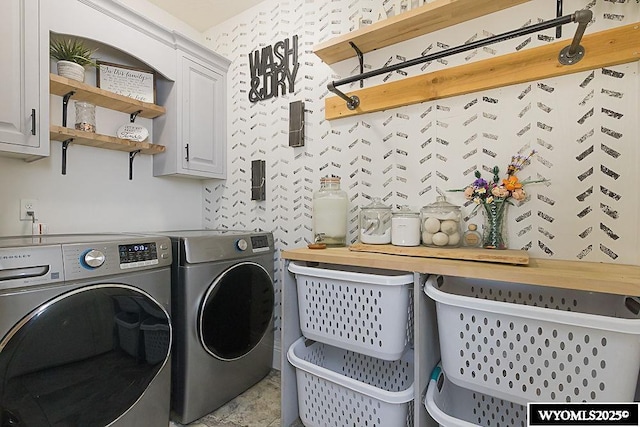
[75,101,96,133]
[482,200,508,249]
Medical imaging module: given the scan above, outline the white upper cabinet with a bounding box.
[154,36,230,179]
[179,55,226,177]
[0,0,48,159]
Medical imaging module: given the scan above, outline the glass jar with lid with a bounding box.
[420,190,462,247]
[359,197,392,244]
[391,206,421,246]
[312,176,348,246]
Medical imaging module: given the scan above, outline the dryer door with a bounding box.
[0,285,171,427]
[199,262,274,360]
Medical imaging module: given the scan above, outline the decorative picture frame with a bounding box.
[96,61,156,104]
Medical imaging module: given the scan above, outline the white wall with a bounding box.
[118,0,204,44]
[204,0,640,266]
[0,0,206,236]
[203,0,640,353]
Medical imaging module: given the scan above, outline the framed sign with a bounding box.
[96,61,156,103]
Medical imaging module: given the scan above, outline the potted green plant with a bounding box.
[50,37,97,82]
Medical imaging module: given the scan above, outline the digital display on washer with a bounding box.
[251,235,269,249]
[119,242,157,265]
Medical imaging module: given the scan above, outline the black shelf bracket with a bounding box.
[556,0,563,38]
[61,139,73,175]
[129,150,141,180]
[327,9,593,110]
[62,91,75,127]
[349,41,365,88]
[130,110,142,123]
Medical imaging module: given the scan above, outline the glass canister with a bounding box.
[359,197,392,244]
[391,206,421,246]
[75,101,96,133]
[421,190,462,247]
[312,176,348,246]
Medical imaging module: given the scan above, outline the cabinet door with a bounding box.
[181,56,226,178]
[0,0,47,158]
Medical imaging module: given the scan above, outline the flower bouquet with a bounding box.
[453,150,545,249]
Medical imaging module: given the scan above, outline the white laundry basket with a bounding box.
[288,262,413,360]
[424,275,640,405]
[287,337,414,427]
[424,365,527,427]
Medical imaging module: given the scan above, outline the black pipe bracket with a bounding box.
[558,9,593,65]
[327,81,360,110]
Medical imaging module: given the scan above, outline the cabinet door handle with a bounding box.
[31,109,36,135]
[185,144,190,161]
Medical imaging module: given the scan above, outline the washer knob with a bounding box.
[236,239,248,251]
[83,249,106,268]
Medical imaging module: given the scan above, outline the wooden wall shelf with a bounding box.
[282,247,640,297]
[313,0,531,64]
[325,23,640,120]
[50,125,165,155]
[50,74,166,119]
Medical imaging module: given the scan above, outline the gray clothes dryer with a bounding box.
[163,230,275,424]
[0,234,173,427]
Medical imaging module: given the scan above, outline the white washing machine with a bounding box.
[161,230,275,424]
[0,234,172,426]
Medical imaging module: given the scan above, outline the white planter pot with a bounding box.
[57,60,86,82]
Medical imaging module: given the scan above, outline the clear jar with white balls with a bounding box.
[420,193,462,248]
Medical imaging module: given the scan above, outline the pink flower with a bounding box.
[491,186,510,198]
[463,186,474,200]
[512,188,526,201]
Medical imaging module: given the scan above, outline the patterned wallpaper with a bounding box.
[204,0,640,336]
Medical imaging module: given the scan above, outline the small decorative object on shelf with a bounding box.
[97,61,156,103]
[74,101,96,133]
[116,123,149,142]
[451,150,546,249]
[462,223,482,247]
[50,37,97,82]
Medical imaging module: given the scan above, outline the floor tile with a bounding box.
[172,369,283,427]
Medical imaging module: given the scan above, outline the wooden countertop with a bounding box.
[281,247,640,296]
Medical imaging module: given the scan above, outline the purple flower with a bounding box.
[473,178,488,189]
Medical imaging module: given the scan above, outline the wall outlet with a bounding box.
[20,198,38,221]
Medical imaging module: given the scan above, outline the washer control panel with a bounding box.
[63,236,172,280]
[118,242,158,269]
[180,232,274,264]
[250,235,271,253]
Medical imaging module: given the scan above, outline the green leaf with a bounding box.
[50,37,97,67]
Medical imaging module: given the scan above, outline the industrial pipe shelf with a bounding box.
[313,0,532,64]
[325,22,640,120]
